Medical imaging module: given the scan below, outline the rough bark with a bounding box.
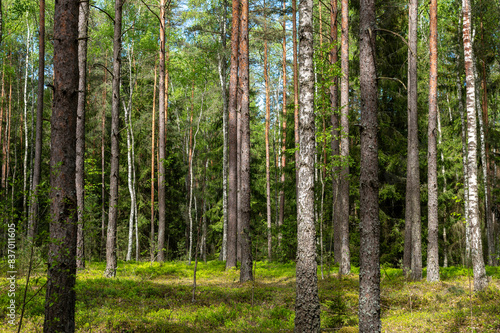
[151,62,157,262]
[100,57,107,261]
[239,0,253,282]
[264,0,272,260]
[157,0,167,262]
[27,0,45,241]
[76,0,89,270]
[358,0,381,329]
[278,0,287,246]
[339,0,351,276]
[404,0,422,280]
[105,0,123,278]
[462,0,488,292]
[329,0,341,265]
[43,0,79,329]
[226,0,240,270]
[427,0,439,282]
[294,0,320,330]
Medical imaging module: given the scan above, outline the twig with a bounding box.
[91,5,115,23]
[377,76,407,90]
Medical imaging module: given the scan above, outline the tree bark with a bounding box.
[264,0,272,260]
[27,0,45,241]
[427,0,439,282]
[292,0,299,227]
[294,0,320,330]
[43,0,79,329]
[76,0,89,270]
[278,0,287,247]
[100,56,108,261]
[405,0,422,281]
[339,0,351,276]
[226,0,240,270]
[358,0,381,329]
[105,0,123,278]
[462,0,488,291]
[23,22,30,221]
[157,0,167,262]
[239,0,253,282]
[151,62,157,262]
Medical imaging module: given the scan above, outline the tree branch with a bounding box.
[91,4,115,24]
[93,63,114,78]
[375,28,416,58]
[377,76,407,90]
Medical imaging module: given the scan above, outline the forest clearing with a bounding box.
[1,260,500,332]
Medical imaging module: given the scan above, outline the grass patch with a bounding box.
[1,262,499,331]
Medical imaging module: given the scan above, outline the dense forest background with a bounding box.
[0,0,499,273]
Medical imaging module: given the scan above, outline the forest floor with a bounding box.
[1,259,500,332]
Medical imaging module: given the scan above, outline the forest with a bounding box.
[0,0,500,331]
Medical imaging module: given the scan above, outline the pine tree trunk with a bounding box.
[294,0,320,329]
[151,62,157,262]
[105,0,123,278]
[462,0,488,291]
[292,0,299,226]
[28,0,45,241]
[239,0,253,282]
[23,23,30,220]
[76,0,89,270]
[100,57,107,261]
[157,0,167,261]
[226,0,240,270]
[339,0,351,276]
[43,0,79,329]
[264,0,272,260]
[358,0,381,328]
[404,0,422,280]
[427,0,439,282]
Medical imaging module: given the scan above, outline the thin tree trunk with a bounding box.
[339,0,351,276]
[358,0,381,328]
[278,0,287,247]
[157,0,167,262]
[28,0,45,241]
[264,0,272,260]
[292,0,299,222]
[105,0,123,278]
[151,62,157,262]
[100,56,108,261]
[330,0,340,265]
[76,0,89,270]
[187,78,195,263]
[218,0,228,261]
[462,0,488,291]
[23,22,30,220]
[43,0,79,328]
[427,0,439,282]
[226,0,240,269]
[294,0,320,329]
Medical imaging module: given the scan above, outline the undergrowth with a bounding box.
[0,261,499,332]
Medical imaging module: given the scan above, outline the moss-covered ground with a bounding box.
[1,261,499,332]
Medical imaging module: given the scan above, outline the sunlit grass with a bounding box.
[0,260,499,332]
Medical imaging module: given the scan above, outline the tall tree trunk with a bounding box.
[151,62,157,262]
[404,0,421,280]
[339,0,351,276]
[28,0,45,241]
[329,0,341,265]
[358,0,381,329]
[23,22,30,220]
[239,0,253,282]
[76,0,89,270]
[157,0,167,262]
[462,0,488,291]
[218,0,228,261]
[105,0,123,278]
[125,45,136,261]
[457,69,471,259]
[427,0,439,282]
[292,0,299,223]
[294,0,320,329]
[226,0,240,270]
[43,0,79,329]
[264,0,272,260]
[100,56,108,261]
[278,0,287,247]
